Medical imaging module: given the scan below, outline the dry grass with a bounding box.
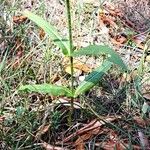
[115,0,150,32]
[0,0,150,149]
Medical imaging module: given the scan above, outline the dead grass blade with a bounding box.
[41,142,67,150]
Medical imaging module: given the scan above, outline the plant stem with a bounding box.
[66,0,74,123]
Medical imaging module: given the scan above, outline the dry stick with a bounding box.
[66,0,74,125]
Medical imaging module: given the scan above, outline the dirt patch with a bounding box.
[114,0,150,33]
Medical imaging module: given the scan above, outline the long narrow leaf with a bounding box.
[18,84,73,97]
[74,60,112,97]
[23,10,70,55]
[73,45,128,71]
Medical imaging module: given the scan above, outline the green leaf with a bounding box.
[74,60,112,97]
[18,83,73,97]
[73,45,128,71]
[23,10,70,55]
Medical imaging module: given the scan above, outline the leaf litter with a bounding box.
[0,0,150,149]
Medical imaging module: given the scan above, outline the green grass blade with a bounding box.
[23,10,70,55]
[74,60,112,97]
[18,84,73,97]
[73,45,128,71]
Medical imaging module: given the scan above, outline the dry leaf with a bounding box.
[99,14,118,29]
[51,73,60,83]
[65,66,82,77]
[13,15,27,23]
[101,130,141,150]
[115,35,127,44]
[110,34,127,46]
[110,38,122,47]
[133,116,150,127]
[101,141,125,150]
[101,141,140,150]
[75,128,105,150]
[75,137,85,150]
[41,142,66,150]
[99,130,125,150]
[65,62,91,75]
[63,116,120,143]
[39,28,45,40]
[73,62,91,73]
[64,57,91,76]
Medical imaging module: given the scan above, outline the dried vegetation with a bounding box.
[0,0,150,149]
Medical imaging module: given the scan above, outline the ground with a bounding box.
[0,0,150,149]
